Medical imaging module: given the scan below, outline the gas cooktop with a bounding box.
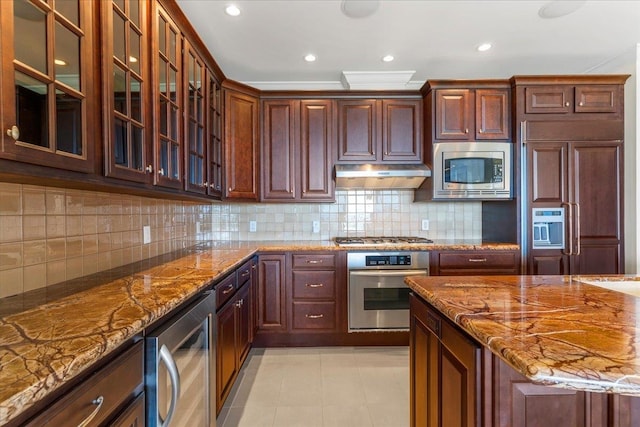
[334,236,434,247]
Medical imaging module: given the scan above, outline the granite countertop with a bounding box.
[405,274,640,396]
[0,239,516,424]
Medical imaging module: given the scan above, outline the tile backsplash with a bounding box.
[0,183,480,298]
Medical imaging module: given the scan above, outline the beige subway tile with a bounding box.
[83,235,98,255]
[96,251,111,272]
[0,242,22,270]
[46,260,66,286]
[0,268,23,298]
[45,188,66,215]
[46,215,65,238]
[23,264,46,292]
[65,215,83,237]
[0,216,23,243]
[0,183,22,215]
[23,185,46,215]
[97,215,112,233]
[66,236,83,258]
[65,190,84,215]
[83,253,99,275]
[66,256,83,280]
[23,215,46,240]
[82,215,98,235]
[82,193,99,215]
[46,238,66,261]
[23,240,46,266]
[97,233,111,253]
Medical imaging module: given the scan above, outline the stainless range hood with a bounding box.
[335,164,431,189]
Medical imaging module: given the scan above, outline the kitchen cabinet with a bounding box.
[0,0,97,173]
[513,75,628,275]
[183,40,207,194]
[256,253,287,332]
[21,341,144,427]
[223,81,260,200]
[430,250,520,275]
[261,99,334,202]
[102,0,152,183]
[206,71,224,198]
[336,98,422,163]
[428,84,510,141]
[410,293,480,427]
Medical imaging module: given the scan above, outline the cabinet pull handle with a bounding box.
[468,258,487,263]
[574,202,581,256]
[145,165,153,173]
[305,283,324,288]
[158,344,180,427]
[306,260,323,264]
[78,395,104,427]
[222,283,235,294]
[306,314,324,319]
[240,271,250,278]
[6,125,19,140]
[158,168,165,176]
[562,202,573,256]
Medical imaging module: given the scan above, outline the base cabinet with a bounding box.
[410,292,640,427]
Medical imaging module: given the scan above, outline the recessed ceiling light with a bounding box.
[477,43,492,52]
[382,55,394,63]
[54,59,67,66]
[539,0,586,19]
[225,4,241,16]
[304,54,317,62]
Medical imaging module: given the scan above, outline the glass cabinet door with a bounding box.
[103,0,151,183]
[0,0,95,172]
[207,71,223,199]
[184,41,206,194]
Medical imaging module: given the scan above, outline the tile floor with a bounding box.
[216,346,410,427]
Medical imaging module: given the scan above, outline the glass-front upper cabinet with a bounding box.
[153,3,182,189]
[184,40,206,194]
[0,0,95,172]
[207,70,223,199]
[102,0,151,183]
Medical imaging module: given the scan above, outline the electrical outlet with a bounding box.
[249,221,257,232]
[143,225,151,244]
[196,221,201,234]
[312,220,320,233]
[421,219,430,231]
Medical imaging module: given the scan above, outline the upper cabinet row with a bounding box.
[0,0,227,199]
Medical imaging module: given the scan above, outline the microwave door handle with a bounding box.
[158,344,181,427]
[561,202,573,256]
[574,202,581,255]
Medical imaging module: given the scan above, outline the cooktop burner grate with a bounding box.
[334,236,433,246]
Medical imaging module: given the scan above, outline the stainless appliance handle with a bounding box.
[158,344,181,427]
[561,202,573,255]
[519,121,528,272]
[574,202,581,255]
[350,270,427,277]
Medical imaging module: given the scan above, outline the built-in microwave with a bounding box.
[432,141,512,200]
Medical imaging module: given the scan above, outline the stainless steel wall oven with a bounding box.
[347,251,429,331]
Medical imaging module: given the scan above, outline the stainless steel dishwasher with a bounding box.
[145,291,216,427]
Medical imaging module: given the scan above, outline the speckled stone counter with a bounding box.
[0,239,516,424]
[405,274,640,396]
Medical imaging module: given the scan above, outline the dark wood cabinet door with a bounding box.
[574,85,620,113]
[257,254,287,331]
[337,99,378,161]
[434,89,473,140]
[111,393,145,427]
[0,0,96,173]
[216,299,238,413]
[525,85,573,114]
[475,89,509,140]
[300,100,334,200]
[291,301,337,330]
[436,250,520,276]
[531,253,570,275]
[224,86,259,199]
[527,141,567,204]
[236,282,252,367]
[184,40,207,194]
[206,71,223,199]
[382,99,422,161]
[262,100,297,200]
[570,142,623,274]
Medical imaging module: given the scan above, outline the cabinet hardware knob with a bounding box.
[306,314,324,319]
[578,101,584,107]
[478,129,484,134]
[6,125,19,140]
[158,168,165,176]
[565,102,570,107]
[145,165,153,173]
[203,181,208,187]
[228,187,232,192]
[78,396,104,427]
[305,283,324,288]
[465,128,469,134]
[251,265,256,269]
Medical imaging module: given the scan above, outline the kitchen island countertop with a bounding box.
[0,239,516,424]
[405,274,640,396]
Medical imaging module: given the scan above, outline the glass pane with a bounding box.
[14,0,47,74]
[197,126,203,154]
[171,143,179,179]
[159,98,167,136]
[169,68,177,102]
[188,121,195,149]
[189,154,196,184]
[160,139,168,173]
[130,27,141,75]
[159,60,167,95]
[189,55,195,87]
[114,118,127,165]
[129,0,139,27]
[158,16,166,55]
[113,0,125,12]
[55,0,79,26]
[113,9,126,63]
[113,65,127,115]
[197,93,203,122]
[131,125,143,170]
[170,105,178,140]
[188,87,195,118]
[56,90,82,155]
[15,71,48,147]
[131,76,141,122]
[169,29,177,63]
[363,288,411,310]
[55,22,81,91]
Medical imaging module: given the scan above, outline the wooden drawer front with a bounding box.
[26,341,143,427]
[215,273,237,309]
[574,85,619,113]
[525,86,572,114]
[439,252,517,270]
[292,271,336,299]
[236,260,253,289]
[292,253,336,269]
[292,302,337,330]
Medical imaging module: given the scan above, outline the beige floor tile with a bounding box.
[321,370,367,406]
[220,406,277,427]
[368,403,410,427]
[322,405,373,427]
[273,406,323,427]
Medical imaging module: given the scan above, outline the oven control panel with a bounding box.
[365,255,412,266]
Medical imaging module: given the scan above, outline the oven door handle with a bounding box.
[350,270,428,277]
[158,344,181,427]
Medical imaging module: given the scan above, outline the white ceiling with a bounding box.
[176,0,640,90]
